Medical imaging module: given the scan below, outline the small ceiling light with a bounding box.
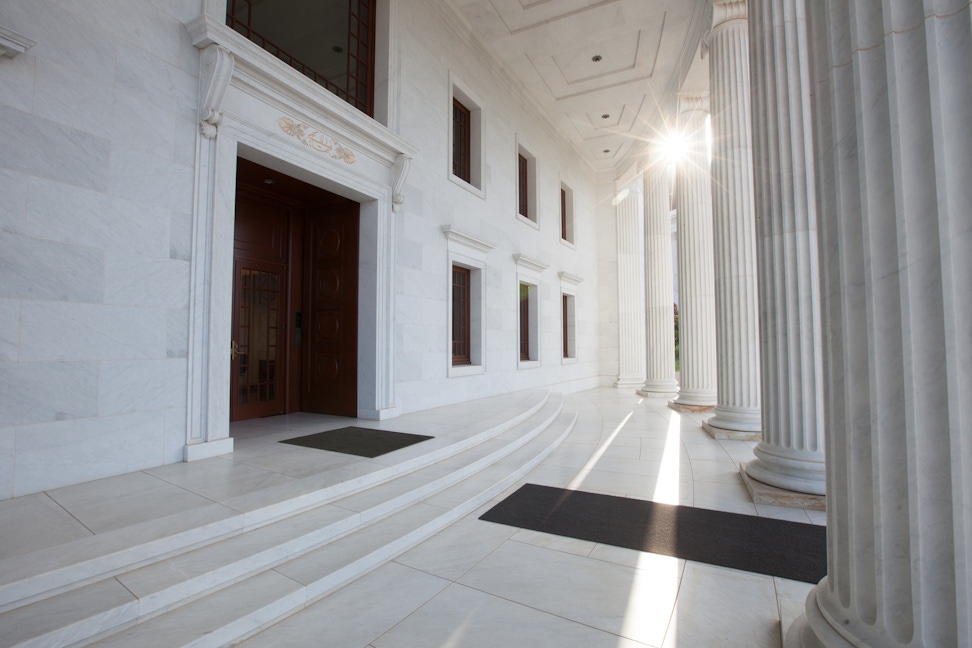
[601,114,610,119]
[591,54,602,62]
[332,45,344,53]
[602,149,610,153]
[263,178,275,185]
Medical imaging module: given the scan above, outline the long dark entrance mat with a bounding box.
[480,483,826,583]
[280,427,433,458]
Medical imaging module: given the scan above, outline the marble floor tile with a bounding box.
[755,503,814,523]
[688,458,747,485]
[145,457,298,503]
[0,492,91,559]
[229,442,361,479]
[45,471,213,534]
[691,480,759,516]
[806,510,827,526]
[239,562,449,648]
[372,583,653,648]
[509,528,597,557]
[457,539,680,647]
[662,562,780,648]
[395,514,518,581]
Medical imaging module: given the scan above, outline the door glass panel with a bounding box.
[237,267,281,405]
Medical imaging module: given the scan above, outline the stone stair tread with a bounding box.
[0,503,242,613]
[0,579,136,648]
[88,571,304,648]
[1,390,573,648]
[114,503,357,619]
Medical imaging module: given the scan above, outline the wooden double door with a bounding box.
[230,159,359,421]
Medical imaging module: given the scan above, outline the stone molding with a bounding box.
[0,25,35,58]
[197,44,234,139]
[442,226,496,253]
[513,254,549,274]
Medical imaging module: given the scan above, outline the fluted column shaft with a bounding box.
[787,1,972,646]
[615,179,647,388]
[671,96,717,409]
[743,0,825,495]
[640,159,679,396]
[703,0,762,438]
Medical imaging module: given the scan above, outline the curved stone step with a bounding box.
[0,395,574,648]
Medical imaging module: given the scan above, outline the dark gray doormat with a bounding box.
[480,483,826,584]
[280,426,433,458]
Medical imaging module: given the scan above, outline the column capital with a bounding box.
[712,0,748,30]
[677,92,709,115]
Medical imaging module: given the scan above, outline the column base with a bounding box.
[638,379,679,399]
[702,417,761,441]
[744,444,826,495]
[785,585,854,648]
[640,389,679,399]
[740,463,826,511]
[668,400,714,413]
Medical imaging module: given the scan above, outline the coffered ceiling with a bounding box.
[449,0,711,171]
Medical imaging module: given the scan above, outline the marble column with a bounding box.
[741,0,826,501]
[639,158,679,397]
[787,1,972,646]
[670,94,717,411]
[615,178,647,389]
[702,0,762,440]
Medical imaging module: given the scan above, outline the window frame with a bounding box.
[514,253,547,368]
[449,75,485,197]
[225,0,377,116]
[452,265,471,365]
[453,99,472,184]
[444,226,493,377]
[515,139,538,229]
[560,180,575,246]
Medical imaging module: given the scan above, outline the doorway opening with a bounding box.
[230,158,360,421]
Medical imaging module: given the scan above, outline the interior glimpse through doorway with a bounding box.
[231,158,360,421]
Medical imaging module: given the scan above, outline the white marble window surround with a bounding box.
[514,254,548,369]
[559,271,583,364]
[443,226,494,378]
[0,25,35,58]
[515,136,539,230]
[449,73,486,199]
[185,14,414,166]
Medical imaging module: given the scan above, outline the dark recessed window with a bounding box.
[226,0,376,116]
[453,99,472,183]
[563,294,569,358]
[518,154,529,219]
[561,188,567,240]
[452,266,471,365]
[520,282,530,361]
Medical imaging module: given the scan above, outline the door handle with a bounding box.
[231,340,239,360]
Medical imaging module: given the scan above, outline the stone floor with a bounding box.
[0,387,823,647]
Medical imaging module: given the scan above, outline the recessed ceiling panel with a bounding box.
[552,31,639,83]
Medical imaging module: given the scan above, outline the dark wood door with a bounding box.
[231,258,287,419]
[303,205,359,417]
[230,189,293,421]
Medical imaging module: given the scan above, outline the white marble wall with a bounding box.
[0,0,199,498]
[0,0,605,497]
[392,0,603,410]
